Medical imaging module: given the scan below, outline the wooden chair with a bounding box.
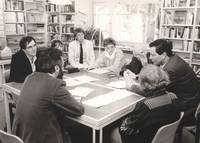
[151,112,184,143]
[0,129,23,143]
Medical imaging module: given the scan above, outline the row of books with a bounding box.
[48,15,59,23]
[5,0,24,10]
[164,11,194,25]
[26,13,45,23]
[27,24,45,33]
[163,27,192,39]
[61,34,74,43]
[46,4,59,12]
[60,15,75,23]
[4,12,24,23]
[164,0,195,7]
[48,25,59,33]
[5,24,25,35]
[62,25,74,33]
[173,40,193,51]
[60,3,75,13]
[25,2,44,13]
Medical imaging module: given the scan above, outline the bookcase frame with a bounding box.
[160,0,200,71]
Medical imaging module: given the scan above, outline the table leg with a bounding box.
[99,128,103,143]
[3,90,11,133]
[93,128,96,143]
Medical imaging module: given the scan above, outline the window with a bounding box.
[94,1,160,46]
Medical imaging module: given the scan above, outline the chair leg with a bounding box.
[177,126,183,143]
[195,117,200,143]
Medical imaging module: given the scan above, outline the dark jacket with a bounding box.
[12,72,84,143]
[9,50,32,83]
[119,88,180,143]
[164,55,200,109]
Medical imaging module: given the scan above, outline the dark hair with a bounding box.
[74,28,85,38]
[149,39,173,57]
[19,36,36,50]
[51,40,63,48]
[103,38,116,47]
[120,56,143,76]
[36,48,63,74]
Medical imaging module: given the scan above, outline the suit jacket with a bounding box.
[12,72,84,143]
[9,50,32,83]
[119,88,180,143]
[68,40,95,67]
[164,55,200,109]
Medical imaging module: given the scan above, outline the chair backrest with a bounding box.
[195,103,200,120]
[0,130,23,143]
[151,112,184,143]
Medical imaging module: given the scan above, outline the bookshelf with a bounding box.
[4,0,25,52]
[46,0,76,53]
[160,0,200,72]
[25,0,46,48]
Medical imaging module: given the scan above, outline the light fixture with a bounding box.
[48,0,72,5]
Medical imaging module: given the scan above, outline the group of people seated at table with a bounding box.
[7,27,200,143]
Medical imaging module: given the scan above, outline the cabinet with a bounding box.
[46,0,76,53]
[160,0,200,72]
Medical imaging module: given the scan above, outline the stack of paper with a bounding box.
[83,89,133,108]
[64,75,98,87]
[88,68,110,74]
[69,87,94,97]
[107,80,126,89]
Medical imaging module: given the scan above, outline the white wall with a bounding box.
[75,0,93,29]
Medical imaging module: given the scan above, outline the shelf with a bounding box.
[62,33,73,35]
[48,23,60,25]
[27,22,45,24]
[5,10,24,12]
[5,21,25,24]
[61,23,74,25]
[27,32,45,34]
[60,12,75,15]
[163,7,195,10]
[47,12,59,15]
[162,37,192,41]
[26,11,44,14]
[6,34,25,36]
[162,24,193,27]
[173,50,190,53]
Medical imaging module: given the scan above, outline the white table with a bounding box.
[3,71,144,143]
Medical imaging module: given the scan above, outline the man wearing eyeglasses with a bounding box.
[9,36,37,83]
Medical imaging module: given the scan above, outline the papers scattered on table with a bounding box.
[83,89,133,108]
[69,87,94,97]
[107,80,126,89]
[88,68,110,74]
[64,75,98,87]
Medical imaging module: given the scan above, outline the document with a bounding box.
[69,87,94,97]
[83,89,133,108]
[64,75,98,86]
[107,80,126,89]
[88,68,110,74]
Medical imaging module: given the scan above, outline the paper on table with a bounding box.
[69,87,94,97]
[64,75,98,87]
[88,68,110,74]
[107,80,126,89]
[83,89,133,108]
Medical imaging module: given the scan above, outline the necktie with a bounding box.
[79,43,83,64]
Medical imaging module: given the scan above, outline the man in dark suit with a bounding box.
[149,39,200,124]
[12,48,84,143]
[9,36,37,83]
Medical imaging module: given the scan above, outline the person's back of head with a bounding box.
[139,64,169,92]
[19,36,36,50]
[36,48,63,75]
[51,39,63,50]
[149,39,173,57]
